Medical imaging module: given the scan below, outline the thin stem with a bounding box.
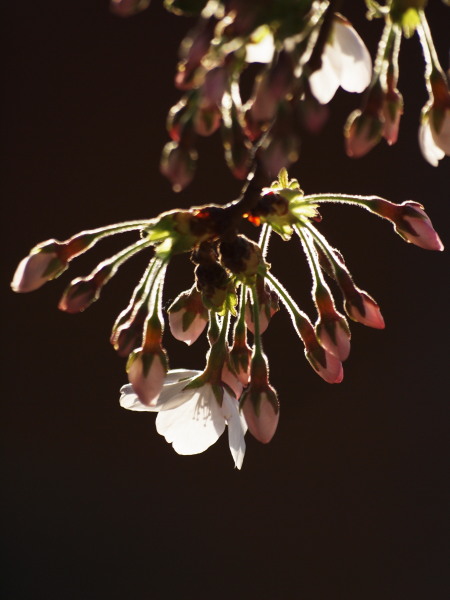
[294,224,324,291]
[90,237,151,283]
[418,11,444,77]
[249,283,263,358]
[64,220,151,260]
[258,223,272,259]
[264,270,315,346]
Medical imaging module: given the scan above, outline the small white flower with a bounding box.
[309,19,372,105]
[120,369,246,469]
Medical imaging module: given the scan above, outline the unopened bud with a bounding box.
[11,240,67,293]
[345,109,383,158]
[160,141,198,192]
[58,277,100,313]
[316,314,351,361]
[240,352,279,443]
[127,347,168,406]
[168,287,208,345]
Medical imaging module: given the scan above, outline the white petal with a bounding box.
[430,108,450,155]
[120,369,201,413]
[156,385,226,455]
[245,29,275,64]
[333,21,372,93]
[221,394,246,469]
[309,51,340,104]
[119,384,153,412]
[419,121,444,166]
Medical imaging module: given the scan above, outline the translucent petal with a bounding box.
[156,385,226,455]
[419,121,444,166]
[221,395,246,469]
[333,21,372,93]
[120,369,201,412]
[309,52,340,105]
[430,108,450,155]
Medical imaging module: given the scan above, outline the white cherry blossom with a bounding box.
[309,19,372,105]
[120,369,246,469]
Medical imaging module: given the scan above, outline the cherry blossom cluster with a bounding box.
[12,0,448,467]
[12,168,443,467]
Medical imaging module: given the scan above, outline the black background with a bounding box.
[2,2,450,599]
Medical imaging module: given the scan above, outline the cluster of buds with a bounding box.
[12,165,443,467]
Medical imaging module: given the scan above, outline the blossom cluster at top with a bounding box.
[114,0,449,182]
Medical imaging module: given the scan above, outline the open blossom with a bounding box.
[120,369,246,469]
[309,18,372,105]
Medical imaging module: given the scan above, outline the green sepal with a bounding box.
[211,384,224,407]
[182,375,205,391]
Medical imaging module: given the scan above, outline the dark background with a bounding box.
[2,2,450,599]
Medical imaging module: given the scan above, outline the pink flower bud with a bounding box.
[382,88,403,146]
[245,280,279,335]
[11,241,67,293]
[241,388,279,444]
[345,109,383,158]
[160,141,198,192]
[127,348,168,407]
[229,342,252,385]
[316,314,351,361]
[345,291,385,329]
[58,277,99,313]
[393,201,444,251]
[240,352,280,443]
[221,363,243,399]
[112,304,147,357]
[305,344,343,384]
[168,288,208,346]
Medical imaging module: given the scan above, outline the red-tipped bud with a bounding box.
[367,199,444,251]
[305,342,344,384]
[126,347,168,407]
[11,240,67,293]
[345,109,383,158]
[111,303,147,357]
[168,287,208,345]
[382,88,403,145]
[229,342,252,385]
[160,141,198,192]
[345,290,385,329]
[316,314,351,361]
[394,202,444,251]
[221,362,244,399]
[240,353,279,443]
[58,277,99,313]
